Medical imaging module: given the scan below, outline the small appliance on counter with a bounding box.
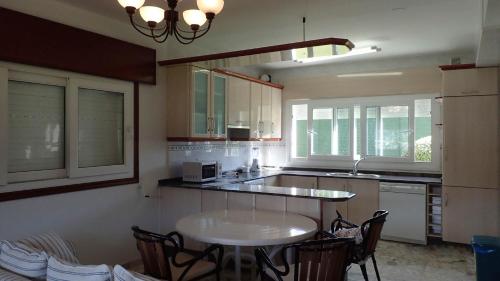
[182,161,217,182]
[250,158,260,173]
[216,161,223,179]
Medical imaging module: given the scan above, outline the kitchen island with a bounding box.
[157,169,441,239]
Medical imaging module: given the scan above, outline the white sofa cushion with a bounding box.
[113,265,163,281]
[0,267,32,281]
[0,241,48,279]
[19,233,79,264]
[46,256,112,281]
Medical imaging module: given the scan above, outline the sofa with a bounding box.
[0,233,157,281]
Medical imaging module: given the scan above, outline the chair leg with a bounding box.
[216,269,222,281]
[372,255,381,281]
[360,264,369,281]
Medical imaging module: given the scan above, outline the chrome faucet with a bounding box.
[352,155,366,175]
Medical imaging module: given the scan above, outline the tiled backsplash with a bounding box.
[167,141,287,177]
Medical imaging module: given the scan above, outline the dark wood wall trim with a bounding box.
[213,69,284,89]
[0,7,156,84]
[0,83,140,203]
[439,64,476,71]
[158,38,354,66]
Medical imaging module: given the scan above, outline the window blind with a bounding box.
[78,88,124,168]
[8,81,65,173]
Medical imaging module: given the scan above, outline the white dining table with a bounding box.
[175,209,318,281]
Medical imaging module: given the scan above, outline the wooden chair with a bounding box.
[255,232,355,281]
[131,226,224,281]
[331,210,389,281]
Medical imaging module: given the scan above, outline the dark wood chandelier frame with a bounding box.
[125,0,215,44]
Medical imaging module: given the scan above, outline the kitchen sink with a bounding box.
[326,172,381,178]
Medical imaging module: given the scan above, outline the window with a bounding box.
[366,105,409,158]
[78,88,124,168]
[0,70,133,185]
[288,94,441,171]
[311,107,351,156]
[291,104,307,158]
[6,72,66,183]
[68,78,133,178]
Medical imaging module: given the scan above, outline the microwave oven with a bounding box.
[182,161,217,182]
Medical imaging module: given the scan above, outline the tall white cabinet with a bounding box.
[441,67,500,244]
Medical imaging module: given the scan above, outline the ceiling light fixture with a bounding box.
[337,72,403,78]
[295,46,381,63]
[117,0,224,44]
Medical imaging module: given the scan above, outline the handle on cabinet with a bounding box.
[443,192,448,207]
[271,122,275,134]
[207,117,213,133]
[211,118,216,134]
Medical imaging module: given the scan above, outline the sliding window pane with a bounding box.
[334,108,350,156]
[353,106,361,159]
[8,81,65,172]
[78,88,124,168]
[312,108,333,155]
[367,105,409,158]
[415,99,432,162]
[291,104,307,158]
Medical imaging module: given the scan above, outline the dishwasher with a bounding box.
[379,182,427,245]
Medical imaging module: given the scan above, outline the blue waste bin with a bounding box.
[471,235,500,281]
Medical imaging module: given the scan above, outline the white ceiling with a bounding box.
[56,0,482,67]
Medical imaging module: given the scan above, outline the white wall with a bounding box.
[0,0,168,265]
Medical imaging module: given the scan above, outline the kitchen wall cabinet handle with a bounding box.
[211,118,216,134]
[207,117,213,133]
[444,192,448,207]
[271,122,275,134]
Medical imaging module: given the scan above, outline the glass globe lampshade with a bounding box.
[196,0,224,15]
[183,9,208,26]
[117,0,145,9]
[139,6,165,24]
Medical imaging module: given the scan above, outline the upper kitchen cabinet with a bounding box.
[442,86,499,189]
[442,68,499,97]
[271,87,282,139]
[250,83,283,140]
[166,64,227,140]
[227,76,251,128]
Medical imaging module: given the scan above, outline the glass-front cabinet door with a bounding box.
[211,73,227,137]
[192,67,210,137]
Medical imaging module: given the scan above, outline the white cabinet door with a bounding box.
[227,76,250,127]
[261,85,273,138]
[279,175,318,189]
[271,87,282,139]
[346,179,379,225]
[442,95,499,189]
[211,73,227,138]
[250,83,262,138]
[318,177,349,229]
[442,68,499,97]
[442,186,499,244]
[191,67,211,137]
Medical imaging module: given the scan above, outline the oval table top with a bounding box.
[175,209,318,246]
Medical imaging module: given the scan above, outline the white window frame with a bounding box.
[0,65,134,186]
[5,71,68,183]
[68,78,133,178]
[286,94,441,172]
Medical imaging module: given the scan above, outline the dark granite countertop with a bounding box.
[161,182,355,202]
[158,168,441,201]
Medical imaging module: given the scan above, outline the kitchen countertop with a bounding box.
[158,168,441,201]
